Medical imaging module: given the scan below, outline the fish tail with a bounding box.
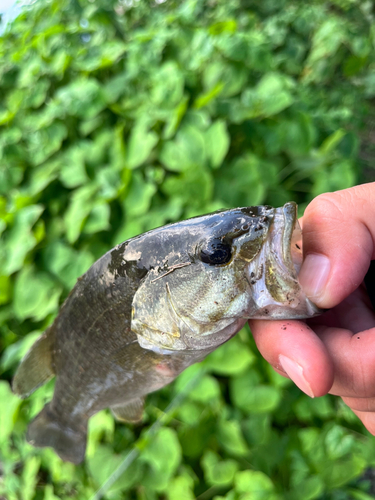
[27,404,87,464]
[12,327,55,398]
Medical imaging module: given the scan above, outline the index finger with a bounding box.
[249,318,334,398]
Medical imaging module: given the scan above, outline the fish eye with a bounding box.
[200,239,232,265]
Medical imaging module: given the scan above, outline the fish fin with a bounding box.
[27,404,87,464]
[12,328,55,398]
[111,397,145,423]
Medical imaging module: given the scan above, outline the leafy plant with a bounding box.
[1,0,374,499]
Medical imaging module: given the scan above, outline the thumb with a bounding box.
[298,183,375,309]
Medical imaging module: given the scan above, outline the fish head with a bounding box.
[130,202,322,353]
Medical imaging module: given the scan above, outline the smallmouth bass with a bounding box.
[13,202,321,464]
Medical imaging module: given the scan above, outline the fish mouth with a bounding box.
[246,202,322,319]
[262,202,302,286]
[281,201,303,278]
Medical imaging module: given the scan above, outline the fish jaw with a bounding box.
[245,202,323,319]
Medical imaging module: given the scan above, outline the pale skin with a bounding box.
[249,182,375,434]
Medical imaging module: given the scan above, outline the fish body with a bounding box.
[13,203,321,464]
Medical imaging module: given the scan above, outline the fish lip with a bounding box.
[245,202,323,318]
[261,202,300,281]
[281,202,324,316]
[281,202,299,278]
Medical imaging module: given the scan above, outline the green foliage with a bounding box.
[0,0,374,499]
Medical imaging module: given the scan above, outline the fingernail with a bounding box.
[279,355,315,398]
[298,253,330,300]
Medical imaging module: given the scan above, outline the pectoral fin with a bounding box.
[111,397,145,423]
[12,327,55,398]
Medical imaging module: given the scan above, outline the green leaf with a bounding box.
[201,450,238,487]
[41,449,77,485]
[43,241,94,289]
[96,165,122,201]
[23,160,61,197]
[173,364,204,396]
[151,61,185,108]
[0,381,21,442]
[304,18,347,82]
[289,475,324,500]
[64,184,98,243]
[141,428,182,491]
[322,457,366,489]
[13,265,61,321]
[213,492,236,500]
[74,41,127,72]
[83,204,110,234]
[43,485,60,500]
[160,124,206,171]
[241,73,294,118]
[205,120,230,168]
[312,160,355,197]
[279,112,316,156]
[194,82,224,109]
[86,411,115,458]
[162,165,213,208]
[230,374,281,413]
[217,420,248,456]
[209,20,237,36]
[324,425,354,460]
[204,62,248,98]
[318,129,346,155]
[60,147,89,188]
[235,470,277,500]
[348,489,375,500]
[28,122,67,166]
[204,336,255,375]
[87,444,141,493]
[0,127,22,147]
[0,205,44,275]
[0,164,23,194]
[176,401,204,426]
[188,375,220,402]
[54,78,106,119]
[242,415,271,446]
[166,475,195,500]
[294,394,335,423]
[0,275,11,305]
[141,427,181,475]
[216,154,275,207]
[123,172,157,217]
[21,456,41,500]
[0,331,41,374]
[127,118,158,170]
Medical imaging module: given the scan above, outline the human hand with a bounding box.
[249,182,375,433]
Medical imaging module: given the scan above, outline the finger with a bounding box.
[249,319,334,397]
[342,396,375,412]
[315,325,375,397]
[309,285,375,334]
[351,409,375,435]
[298,183,375,309]
[327,285,375,333]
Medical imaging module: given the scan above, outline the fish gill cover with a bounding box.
[0,0,374,499]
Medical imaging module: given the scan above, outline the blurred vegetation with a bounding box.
[1,0,375,498]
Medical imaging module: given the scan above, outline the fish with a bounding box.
[12,202,321,464]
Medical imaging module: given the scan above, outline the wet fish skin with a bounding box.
[12,203,321,464]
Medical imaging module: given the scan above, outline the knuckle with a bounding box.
[304,193,345,228]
